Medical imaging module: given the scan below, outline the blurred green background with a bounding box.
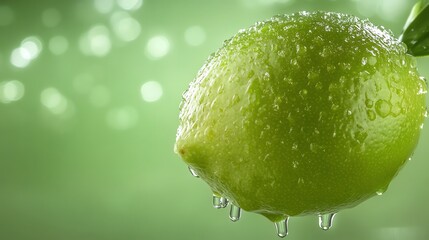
[0,0,428,239]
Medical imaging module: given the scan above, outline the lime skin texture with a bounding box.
[175,11,427,222]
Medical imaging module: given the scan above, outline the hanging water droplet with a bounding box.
[188,166,199,178]
[213,195,229,209]
[318,213,336,230]
[367,110,376,121]
[376,191,383,196]
[275,217,289,238]
[375,100,391,118]
[229,204,241,222]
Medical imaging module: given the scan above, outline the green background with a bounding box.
[0,0,428,239]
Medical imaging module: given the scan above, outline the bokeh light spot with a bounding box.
[79,25,112,57]
[21,37,43,60]
[94,0,115,14]
[140,81,163,102]
[106,106,138,130]
[146,35,170,59]
[0,80,25,103]
[10,36,43,68]
[110,11,141,42]
[41,87,68,115]
[48,36,69,55]
[42,8,62,28]
[184,25,206,46]
[0,6,14,26]
[377,0,407,22]
[11,48,30,68]
[117,0,143,11]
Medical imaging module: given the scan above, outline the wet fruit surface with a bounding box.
[175,12,427,222]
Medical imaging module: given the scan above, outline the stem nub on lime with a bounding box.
[175,12,427,223]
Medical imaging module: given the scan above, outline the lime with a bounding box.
[175,11,427,225]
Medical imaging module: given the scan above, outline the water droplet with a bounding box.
[273,104,280,111]
[376,191,383,196]
[419,76,427,88]
[368,56,377,65]
[264,72,270,81]
[410,57,417,68]
[375,100,391,118]
[309,143,318,153]
[399,42,408,53]
[318,213,336,230]
[367,110,376,121]
[292,161,299,169]
[365,99,374,108]
[275,218,289,238]
[307,70,319,80]
[188,166,199,178]
[299,89,308,98]
[361,57,367,65]
[229,204,241,222]
[213,195,229,209]
[325,64,334,73]
[291,143,298,151]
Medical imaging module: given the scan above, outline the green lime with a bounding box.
[175,12,427,223]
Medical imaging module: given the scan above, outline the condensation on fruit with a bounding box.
[176,11,427,238]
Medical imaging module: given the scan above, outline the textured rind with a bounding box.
[175,12,427,221]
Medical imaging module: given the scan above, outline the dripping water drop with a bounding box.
[318,213,336,230]
[188,166,199,178]
[275,217,289,238]
[229,204,241,222]
[212,195,229,209]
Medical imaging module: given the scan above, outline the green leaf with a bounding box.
[400,1,429,57]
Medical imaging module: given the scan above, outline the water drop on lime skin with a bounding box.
[275,218,289,238]
[188,166,199,177]
[212,195,229,209]
[229,204,242,222]
[318,213,336,230]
